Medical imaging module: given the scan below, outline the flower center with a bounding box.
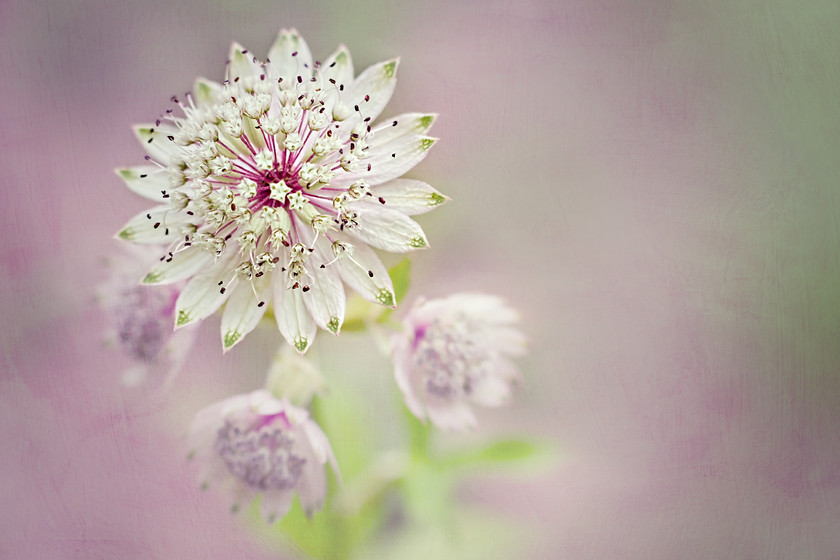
[151,66,384,296]
[412,317,489,399]
[214,417,307,491]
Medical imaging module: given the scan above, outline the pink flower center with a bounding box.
[214,417,306,491]
[412,318,489,399]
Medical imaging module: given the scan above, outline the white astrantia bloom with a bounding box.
[115,28,449,354]
[98,246,195,387]
[391,294,527,431]
[188,390,338,522]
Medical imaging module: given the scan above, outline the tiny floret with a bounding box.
[391,294,527,431]
[116,28,446,353]
[188,390,338,522]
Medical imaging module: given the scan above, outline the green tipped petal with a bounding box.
[176,309,191,327]
[223,330,242,348]
[376,289,395,307]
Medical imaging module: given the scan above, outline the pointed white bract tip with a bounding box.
[390,293,526,431]
[221,330,240,353]
[293,336,309,354]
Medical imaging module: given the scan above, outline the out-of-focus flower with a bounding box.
[98,246,194,387]
[264,346,326,407]
[115,28,448,354]
[391,294,526,431]
[188,390,338,522]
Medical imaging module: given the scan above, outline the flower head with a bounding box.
[391,294,526,431]
[188,390,338,522]
[116,28,448,354]
[98,246,195,387]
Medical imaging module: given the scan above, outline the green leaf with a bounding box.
[440,439,553,471]
[349,505,524,560]
[388,259,411,304]
[403,404,430,462]
[474,439,540,462]
[342,293,381,330]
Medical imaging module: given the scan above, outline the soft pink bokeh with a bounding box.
[2,0,840,558]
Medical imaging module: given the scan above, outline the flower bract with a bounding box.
[391,293,527,431]
[115,28,448,353]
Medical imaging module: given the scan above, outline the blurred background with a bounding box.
[3,0,840,558]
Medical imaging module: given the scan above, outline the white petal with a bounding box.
[306,259,345,334]
[115,205,190,244]
[320,44,354,90]
[347,58,399,124]
[259,490,295,523]
[445,293,520,326]
[333,239,395,307]
[267,29,313,84]
[188,402,226,455]
[115,166,170,201]
[227,41,262,82]
[302,422,339,483]
[334,136,437,188]
[193,77,223,108]
[174,253,237,329]
[249,389,284,415]
[469,364,516,407]
[140,245,213,285]
[228,482,257,514]
[297,234,345,334]
[196,457,235,492]
[367,112,436,148]
[425,400,477,432]
[486,326,528,357]
[220,274,271,351]
[347,204,429,252]
[391,332,427,422]
[369,136,438,184]
[363,178,449,215]
[296,423,335,516]
[219,392,254,416]
[296,462,327,518]
[133,124,180,165]
[273,277,317,353]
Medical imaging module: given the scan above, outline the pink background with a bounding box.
[3,0,840,558]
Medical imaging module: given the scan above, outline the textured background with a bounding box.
[2,0,840,558]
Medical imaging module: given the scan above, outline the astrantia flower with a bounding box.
[98,246,194,387]
[391,294,527,431]
[188,390,338,522]
[116,28,448,354]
